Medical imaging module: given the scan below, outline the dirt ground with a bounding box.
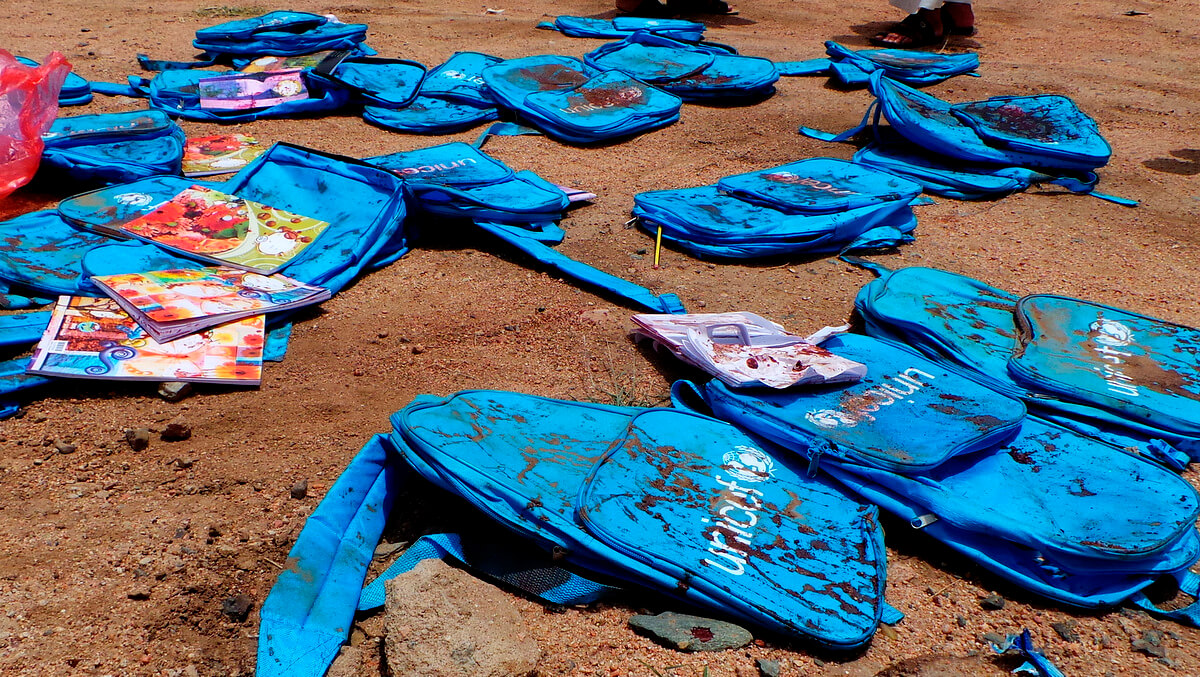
[1,0,1199,674]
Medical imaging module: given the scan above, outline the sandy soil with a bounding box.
[1,0,1199,674]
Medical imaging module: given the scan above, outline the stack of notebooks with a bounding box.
[27,183,332,386]
[632,311,867,389]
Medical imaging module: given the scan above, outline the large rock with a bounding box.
[384,558,541,676]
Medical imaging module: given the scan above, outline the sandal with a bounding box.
[869,12,945,48]
[667,0,739,15]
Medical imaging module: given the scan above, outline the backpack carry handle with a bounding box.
[1131,570,1200,627]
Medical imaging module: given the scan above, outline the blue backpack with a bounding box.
[368,142,569,223]
[40,110,185,186]
[137,11,372,71]
[681,333,1200,617]
[55,143,409,295]
[482,55,682,144]
[368,142,684,314]
[16,56,92,105]
[0,210,117,300]
[852,263,1200,466]
[584,32,778,102]
[308,56,425,109]
[389,389,895,649]
[851,137,1124,202]
[778,42,977,87]
[364,52,501,134]
[126,67,351,123]
[804,71,1111,172]
[633,157,922,259]
[537,16,706,42]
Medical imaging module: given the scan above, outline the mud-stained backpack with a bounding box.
[40,110,185,186]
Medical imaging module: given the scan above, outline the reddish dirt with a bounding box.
[1,0,1199,675]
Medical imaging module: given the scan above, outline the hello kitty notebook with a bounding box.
[114,185,329,274]
[91,266,330,343]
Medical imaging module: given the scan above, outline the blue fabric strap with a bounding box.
[990,629,1066,677]
[474,220,687,314]
[774,59,833,77]
[473,122,543,149]
[1131,570,1200,627]
[880,603,904,625]
[838,255,892,277]
[86,81,142,97]
[799,101,878,142]
[256,435,401,677]
[137,52,222,71]
[358,532,617,611]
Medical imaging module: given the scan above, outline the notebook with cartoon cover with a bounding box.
[115,185,330,274]
[182,134,267,177]
[27,296,264,384]
[91,266,330,343]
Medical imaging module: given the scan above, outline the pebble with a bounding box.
[290,479,308,500]
[125,428,151,451]
[979,593,1006,610]
[127,586,152,601]
[157,381,193,402]
[374,541,407,558]
[160,423,192,442]
[220,594,254,623]
[756,658,780,677]
[628,612,753,652]
[981,632,1007,645]
[54,440,76,454]
[411,344,425,355]
[1051,620,1080,643]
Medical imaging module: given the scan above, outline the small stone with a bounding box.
[504,324,517,331]
[235,557,257,571]
[290,479,308,500]
[981,632,1007,646]
[1097,633,1114,649]
[1131,637,1167,659]
[161,423,191,442]
[377,331,389,339]
[220,594,253,622]
[979,594,1006,610]
[1051,620,1080,643]
[125,428,151,451]
[956,614,968,628]
[157,381,193,402]
[812,658,825,667]
[54,440,76,455]
[635,248,649,255]
[128,586,152,600]
[411,344,425,355]
[756,658,780,677]
[374,541,407,558]
[628,612,752,652]
[879,623,899,641]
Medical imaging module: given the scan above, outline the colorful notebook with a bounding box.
[197,69,309,110]
[116,185,330,274]
[92,266,330,343]
[27,296,264,384]
[182,134,267,177]
[241,52,336,73]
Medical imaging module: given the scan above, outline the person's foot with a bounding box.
[616,0,676,17]
[942,2,975,35]
[870,8,946,48]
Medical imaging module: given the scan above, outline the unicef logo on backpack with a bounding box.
[1089,318,1134,347]
[722,445,775,483]
[805,409,858,429]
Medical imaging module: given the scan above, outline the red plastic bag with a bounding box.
[0,50,70,200]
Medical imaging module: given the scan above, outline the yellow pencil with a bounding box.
[653,226,663,269]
